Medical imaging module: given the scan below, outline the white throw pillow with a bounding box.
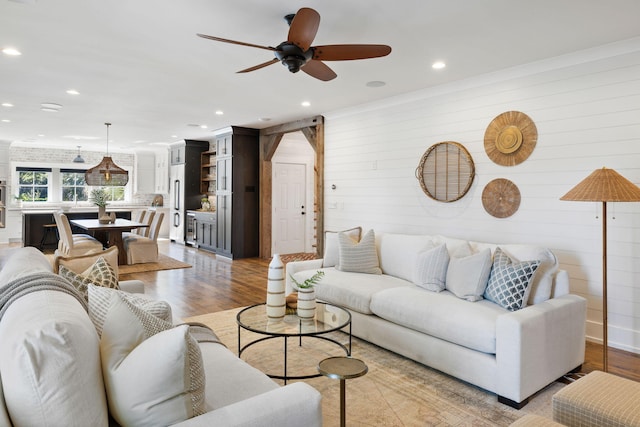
[100,294,205,427]
[336,229,381,274]
[484,247,540,311]
[87,283,173,337]
[414,243,450,292]
[445,248,492,301]
[323,227,362,267]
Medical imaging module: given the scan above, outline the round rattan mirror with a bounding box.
[416,141,475,202]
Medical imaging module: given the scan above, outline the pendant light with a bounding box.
[72,145,85,163]
[85,122,129,186]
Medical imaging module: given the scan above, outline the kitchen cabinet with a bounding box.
[155,149,169,194]
[194,211,216,252]
[135,152,155,194]
[200,149,216,195]
[213,126,259,259]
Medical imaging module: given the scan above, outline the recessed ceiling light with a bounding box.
[2,103,13,107]
[200,125,208,129]
[215,110,224,115]
[258,117,272,122]
[66,89,80,95]
[38,134,45,137]
[366,81,386,88]
[171,135,178,138]
[301,101,311,107]
[432,61,446,70]
[2,47,21,56]
[1,119,10,123]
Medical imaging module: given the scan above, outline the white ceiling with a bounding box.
[2,0,640,152]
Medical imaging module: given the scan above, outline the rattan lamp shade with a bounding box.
[85,156,129,186]
[85,122,129,186]
[560,167,640,202]
[560,167,640,373]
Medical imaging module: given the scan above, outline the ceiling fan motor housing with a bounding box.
[275,42,313,73]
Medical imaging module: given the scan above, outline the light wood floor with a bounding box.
[1,240,639,382]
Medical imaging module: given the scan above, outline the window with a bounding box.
[17,167,51,202]
[61,169,88,202]
[101,186,126,202]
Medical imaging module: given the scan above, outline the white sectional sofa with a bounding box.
[0,247,322,427]
[287,230,586,408]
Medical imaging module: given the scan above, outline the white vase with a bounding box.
[296,287,316,319]
[266,254,286,319]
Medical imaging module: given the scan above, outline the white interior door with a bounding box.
[273,162,306,255]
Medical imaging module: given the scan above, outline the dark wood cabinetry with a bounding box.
[194,211,216,252]
[200,150,216,195]
[214,126,259,259]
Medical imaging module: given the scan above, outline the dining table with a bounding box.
[69,218,149,265]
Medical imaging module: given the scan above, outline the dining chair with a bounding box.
[123,212,164,264]
[53,211,103,257]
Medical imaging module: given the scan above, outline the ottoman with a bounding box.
[553,370,640,427]
[510,414,564,426]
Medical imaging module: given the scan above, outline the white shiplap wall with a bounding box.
[324,39,640,353]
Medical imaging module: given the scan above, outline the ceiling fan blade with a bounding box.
[287,7,320,51]
[196,33,276,51]
[312,44,392,61]
[301,60,337,81]
[236,58,280,73]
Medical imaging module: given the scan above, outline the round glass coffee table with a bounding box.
[237,302,352,384]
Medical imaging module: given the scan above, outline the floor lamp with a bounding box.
[560,167,640,372]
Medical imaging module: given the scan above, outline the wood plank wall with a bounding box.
[323,39,640,354]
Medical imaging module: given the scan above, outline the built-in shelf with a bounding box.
[200,150,217,195]
[0,180,5,228]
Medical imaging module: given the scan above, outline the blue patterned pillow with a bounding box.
[484,247,540,311]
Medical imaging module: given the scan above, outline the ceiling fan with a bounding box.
[196,7,391,81]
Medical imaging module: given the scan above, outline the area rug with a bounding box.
[118,254,191,275]
[185,307,563,427]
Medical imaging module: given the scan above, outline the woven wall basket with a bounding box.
[482,178,521,218]
[416,141,475,202]
[484,111,537,166]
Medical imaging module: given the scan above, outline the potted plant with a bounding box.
[90,187,110,223]
[289,270,324,319]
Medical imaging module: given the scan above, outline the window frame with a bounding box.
[16,167,52,202]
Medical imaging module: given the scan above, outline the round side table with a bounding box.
[318,356,368,427]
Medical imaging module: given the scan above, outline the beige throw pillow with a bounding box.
[59,256,119,302]
[335,229,381,274]
[100,294,205,427]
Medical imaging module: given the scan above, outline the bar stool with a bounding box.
[39,223,59,250]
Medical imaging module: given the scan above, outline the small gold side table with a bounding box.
[318,356,368,427]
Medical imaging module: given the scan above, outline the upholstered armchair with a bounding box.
[123,212,164,264]
[53,211,103,257]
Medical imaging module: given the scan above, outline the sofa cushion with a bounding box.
[445,248,492,301]
[483,247,540,311]
[378,233,433,282]
[0,246,51,284]
[87,283,173,336]
[322,227,362,268]
[414,243,450,292]
[370,286,506,354]
[295,268,410,314]
[100,294,205,427]
[336,229,381,274]
[0,290,109,426]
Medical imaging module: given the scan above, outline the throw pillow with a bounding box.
[323,227,362,267]
[100,294,205,427]
[58,256,119,302]
[87,283,173,337]
[484,247,541,311]
[414,243,450,292]
[445,248,492,301]
[335,229,381,274]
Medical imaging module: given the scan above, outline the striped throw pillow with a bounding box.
[336,229,381,274]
